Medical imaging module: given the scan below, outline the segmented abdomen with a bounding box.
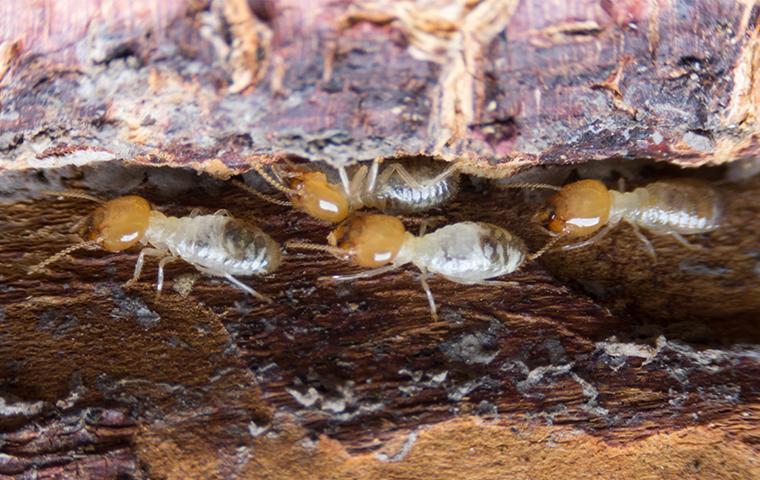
[412,222,526,283]
[145,213,281,276]
[630,180,721,234]
[365,162,460,213]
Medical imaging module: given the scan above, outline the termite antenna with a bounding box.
[250,162,299,196]
[232,180,292,207]
[500,183,562,191]
[28,240,99,274]
[40,190,106,204]
[284,241,350,259]
[527,234,567,261]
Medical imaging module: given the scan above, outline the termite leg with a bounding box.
[629,223,657,259]
[376,163,422,189]
[378,162,458,190]
[418,219,431,236]
[126,248,167,287]
[427,163,459,185]
[213,209,231,217]
[189,208,202,218]
[454,279,520,287]
[320,264,398,283]
[338,165,352,196]
[364,158,381,195]
[156,256,179,293]
[338,163,369,201]
[222,272,273,304]
[669,232,702,250]
[351,165,369,199]
[418,267,438,320]
[561,224,613,251]
[68,214,91,234]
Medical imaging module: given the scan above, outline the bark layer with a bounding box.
[1,0,759,175]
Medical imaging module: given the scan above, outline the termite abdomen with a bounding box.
[621,180,721,234]
[220,218,282,272]
[364,160,461,214]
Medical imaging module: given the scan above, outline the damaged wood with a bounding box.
[1,0,759,478]
[1,0,760,175]
[1,163,758,478]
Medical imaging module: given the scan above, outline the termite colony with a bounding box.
[31,157,723,319]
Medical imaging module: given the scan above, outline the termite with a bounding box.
[533,178,722,257]
[235,157,461,223]
[287,213,561,319]
[29,191,281,302]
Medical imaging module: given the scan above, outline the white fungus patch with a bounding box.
[55,379,87,410]
[516,363,574,394]
[570,372,608,416]
[248,420,269,437]
[440,331,500,365]
[447,377,493,401]
[375,431,419,463]
[30,150,116,169]
[503,361,608,416]
[398,369,449,396]
[286,387,320,408]
[681,131,714,152]
[286,381,383,421]
[0,397,44,417]
[334,402,385,422]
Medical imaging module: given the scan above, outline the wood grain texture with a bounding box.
[1,0,759,175]
[1,0,759,478]
[0,164,758,478]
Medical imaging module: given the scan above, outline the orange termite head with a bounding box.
[283,168,350,223]
[327,214,407,268]
[534,179,611,238]
[83,195,152,252]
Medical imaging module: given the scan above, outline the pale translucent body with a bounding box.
[360,162,460,213]
[344,159,460,215]
[397,222,527,283]
[609,180,721,234]
[144,212,281,277]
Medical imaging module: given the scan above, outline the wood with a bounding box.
[1,0,759,173]
[1,167,759,478]
[1,0,759,479]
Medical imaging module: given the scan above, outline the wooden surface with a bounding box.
[1,164,758,478]
[1,0,759,478]
[1,0,759,174]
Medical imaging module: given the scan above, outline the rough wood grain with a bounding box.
[1,164,758,478]
[1,0,759,175]
[1,0,759,478]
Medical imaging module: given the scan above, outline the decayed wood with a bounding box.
[1,165,758,478]
[1,0,760,478]
[1,0,759,176]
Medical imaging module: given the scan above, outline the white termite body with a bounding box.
[296,214,545,319]
[395,222,527,283]
[345,158,461,214]
[133,211,281,301]
[31,194,281,303]
[608,180,721,235]
[539,178,723,257]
